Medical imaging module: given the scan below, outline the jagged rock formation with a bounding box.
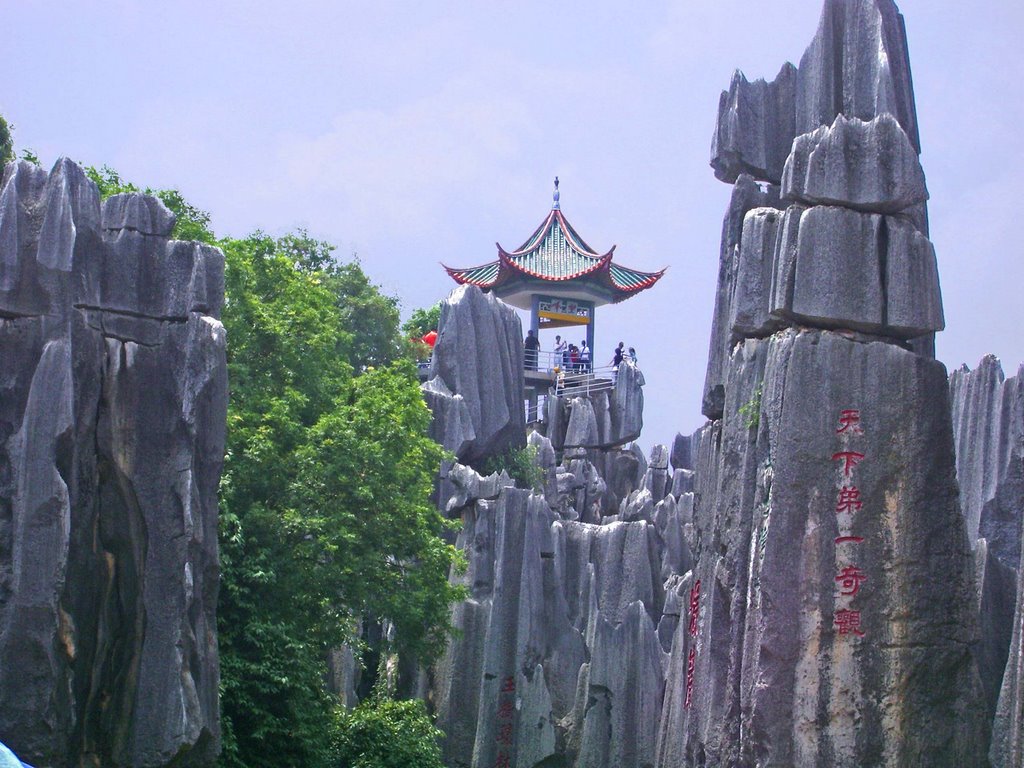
[425,285,525,465]
[546,360,645,452]
[426,4,1004,767]
[948,357,1024,764]
[670,0,986,765]
[711,0,919,185]
[0,159,226,766]
[950,357,1024,569]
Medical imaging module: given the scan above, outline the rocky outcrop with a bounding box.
[950,357,1024,569]
[426,284,525,465]
[678,0,989,764]
[547,360,645,451]
[711,0,919,184]
[992,533,1024,767]
[0,160,226,766]
[782,113,928,212]
[432,449,681,768]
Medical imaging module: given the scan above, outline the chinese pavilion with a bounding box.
[443,178,665,354]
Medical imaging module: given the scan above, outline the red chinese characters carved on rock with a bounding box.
[836,485,863,514]
[836,409,864,434]
[834,609,866,637]
[832,451,865,476]
[832,409,869,639]
[684,647,697,709]
[835,565,867,596]
[500,676,515,693]
[494,752,511,768]
[688,580,701,637]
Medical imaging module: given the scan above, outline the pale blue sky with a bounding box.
[4,0,1021,449]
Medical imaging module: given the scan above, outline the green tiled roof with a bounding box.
[443,204,665,300]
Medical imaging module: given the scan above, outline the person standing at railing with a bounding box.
[554,334,568,370]
[525,329,540,371]
[579,340,591,373]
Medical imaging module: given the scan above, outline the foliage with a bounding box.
[478,444,543,491]
[84,164,215,243]
[333,698,444,768]
[402,303,441,339]
[217,233,462,766]
[738,383,763,430]
[0,116,11,167]
[50,159,461,766]
[19,148,40,165]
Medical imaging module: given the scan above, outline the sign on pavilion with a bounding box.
[443,178,665,353]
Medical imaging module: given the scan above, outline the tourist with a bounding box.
[524,329,540,370]
[579,340,591,373]
[554,334,568,370]
[610,341,625,368]
[627,346,637,365]
[569,343,579,371]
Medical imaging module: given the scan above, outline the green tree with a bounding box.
[75,163,462,766]
[0,116,12,167]
[217,234,461,767]
[84,165,216,243]
[333,698,444,768]
[402,303,441,339]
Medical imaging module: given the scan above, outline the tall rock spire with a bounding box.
[670,1,989,765]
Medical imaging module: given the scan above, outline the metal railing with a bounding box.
[554,364,616,397]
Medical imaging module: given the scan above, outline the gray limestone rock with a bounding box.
[430,284,525,464]
[782,113,928,213]
[101,193,176,237]
[730,206,784,338]
[670,432,695,471]
[974,539,1019,721]
[683,330,987,766]
[950,357,1024,568]
[670,468,695,497]
[711,63,798,184]
[992,534,1024,767]
[421,376,475,459]
[711,0,920,187]
[795,0,920,150]
[702,175,781,419]
[0,159,225,767]
[771,204,943,338]
[563,396,600,450]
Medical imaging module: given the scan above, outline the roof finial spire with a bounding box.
[552,176,560,210]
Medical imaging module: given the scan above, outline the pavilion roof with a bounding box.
[443,192,665,302]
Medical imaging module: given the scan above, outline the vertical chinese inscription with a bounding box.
[831,409,867,637]
[493,675,516,768]
[684,579,701,709]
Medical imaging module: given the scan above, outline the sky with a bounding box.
[3,0,1022,451]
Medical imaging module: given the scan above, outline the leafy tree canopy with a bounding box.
[402,303,441,340]
[81,164,462,767]
[333,698,444,768]
[0,116,12,167]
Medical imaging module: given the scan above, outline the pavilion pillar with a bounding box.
[586,302,595,361]
[530,294,540,336]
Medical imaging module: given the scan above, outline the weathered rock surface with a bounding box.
[672,332,988,767]
[950,356,1024,568]
[684,1,989,763]
[702,175,780,419]
[429,285,525,464]
[548,361,645,451]
[433,469,677,768]
[992,533,1024,767]
[782,113,928,212]
[711,0,920,184]
[0,159,226,766]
